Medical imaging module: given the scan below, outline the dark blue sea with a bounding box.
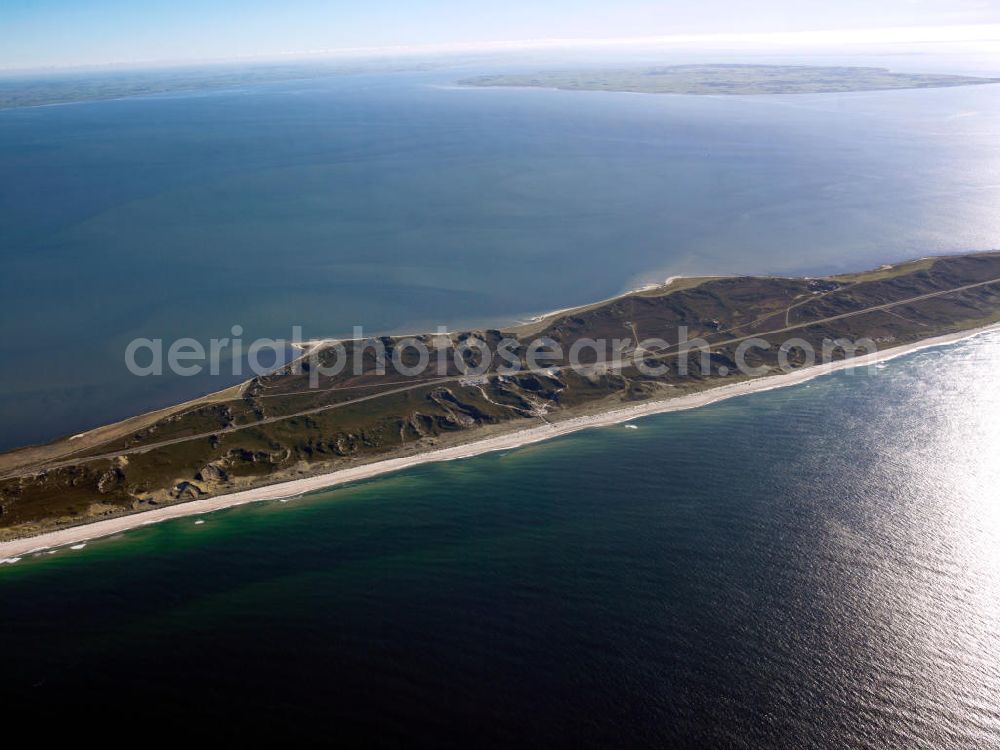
[3,332,1000,746]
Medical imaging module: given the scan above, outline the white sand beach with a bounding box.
[2,322,998,562]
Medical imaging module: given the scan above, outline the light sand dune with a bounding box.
[2,322,997,562]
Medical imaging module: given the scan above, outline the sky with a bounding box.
[1,0,999,70]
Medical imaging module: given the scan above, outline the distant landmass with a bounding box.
[7,63,996,111]
[460,64,1000,95]
[0,60,433,110]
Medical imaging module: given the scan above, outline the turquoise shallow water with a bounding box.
[3,332,999,746]
[1,72,999,447]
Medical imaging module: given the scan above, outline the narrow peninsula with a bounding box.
[3,252,1000,555]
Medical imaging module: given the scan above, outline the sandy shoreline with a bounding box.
[3,322,998,563]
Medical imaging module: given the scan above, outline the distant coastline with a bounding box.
[459,64,1000,96]
[0,59,433,110]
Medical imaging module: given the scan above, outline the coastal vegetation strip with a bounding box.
[2,252,1000,543]
[3,322,995,562]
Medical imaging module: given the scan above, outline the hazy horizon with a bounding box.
[2,0,1000,71]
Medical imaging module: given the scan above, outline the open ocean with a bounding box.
[3,332,1000,746]
[1,69,999,448]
